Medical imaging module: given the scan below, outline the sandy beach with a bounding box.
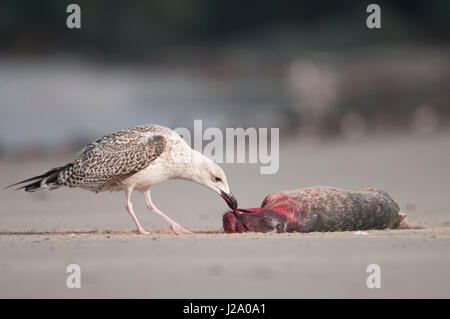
[1,131,449,298]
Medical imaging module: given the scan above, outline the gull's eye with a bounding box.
[215,177,222,182]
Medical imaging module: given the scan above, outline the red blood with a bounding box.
[222,210,246,233]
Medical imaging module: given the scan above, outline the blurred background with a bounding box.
[0,0,449,230]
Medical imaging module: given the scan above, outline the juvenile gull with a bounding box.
[7,124,238,235]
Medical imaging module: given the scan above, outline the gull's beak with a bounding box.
[220,190,238,211]
[220,191,247,232]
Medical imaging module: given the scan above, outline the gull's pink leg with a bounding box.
[124,191,149,235]
[143,190,192,235]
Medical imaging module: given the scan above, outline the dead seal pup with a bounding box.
[223,186,424,233]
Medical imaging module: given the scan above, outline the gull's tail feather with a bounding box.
[4,166,68,192]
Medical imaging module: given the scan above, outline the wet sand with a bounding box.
[1,131,450,298]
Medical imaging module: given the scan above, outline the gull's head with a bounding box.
[189,151,238,210]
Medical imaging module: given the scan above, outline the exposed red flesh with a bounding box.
[223,186,403,233]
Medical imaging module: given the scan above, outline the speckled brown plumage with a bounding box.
[13,125,167,192]
[61,132,166,189]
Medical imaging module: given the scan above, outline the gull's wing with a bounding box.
[63,128,167,188]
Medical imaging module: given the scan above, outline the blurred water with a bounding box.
[0,56,288,151]
[1,47,449,152]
